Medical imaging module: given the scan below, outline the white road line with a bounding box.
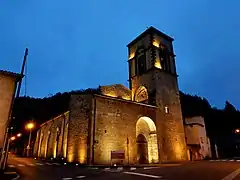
[53,163,60,165]
[8,165,15,168]
[46,163,52,165]
[91,167,99,169]
[236,160,240,162]
[130,167,136,170]
[229,160,234,162]
[12,173,20,180]
[36,163,44,166]
[144,167,159,170]
[76,176,86,179]
[17,164,25,167]
[123,172,162,179]
[4,172,20,180]
[62,178,72,180]
[221,168,240,180]
[104,167,110,171]
[28,163,35,166]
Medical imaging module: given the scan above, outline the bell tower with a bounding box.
[127,27,187,162]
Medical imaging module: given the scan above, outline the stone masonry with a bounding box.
[34,27,188,165]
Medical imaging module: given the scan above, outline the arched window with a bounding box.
[135,48,146,76]
[134,86,148,103]
[159,44,171,73]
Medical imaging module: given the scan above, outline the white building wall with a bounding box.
[184,116,211,158]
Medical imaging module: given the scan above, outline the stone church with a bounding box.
[33,26,189,165]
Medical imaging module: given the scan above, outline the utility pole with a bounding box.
[0,48,28,171]
[16,48,28,98]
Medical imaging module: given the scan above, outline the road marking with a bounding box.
[237,160,240,162]
[17,164,25,167]
[91,167,99,169]
[130,167,136,170]
[46,163,52,165]
[28,163,35,166]
[104,167,110,171]
[4,172,20,180]
[36,163,44,166]
[123,172,162,178]
[117,167,123,170]
[8,165,15,168]
[76,176,86,179]
[221,168,240,180]
[62,178,72,180]
[144,167,159,170]
[53,163,60,165]
[229,159,234,162]
[12,173,20,180]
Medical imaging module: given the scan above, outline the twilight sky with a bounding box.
[1,0,240,109]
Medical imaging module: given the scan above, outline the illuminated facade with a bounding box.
[33,27,188,165]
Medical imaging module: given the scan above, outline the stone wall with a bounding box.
[67,94,92,164]
[93,94,157,165]
[33,112,69,159]
[0,72,18,149]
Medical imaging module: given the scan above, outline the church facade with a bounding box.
[33,27,188,165]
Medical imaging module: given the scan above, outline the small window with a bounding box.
[165,106,169,114]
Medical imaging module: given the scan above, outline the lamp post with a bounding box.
[25,122,35,157]
[3,133,22,169]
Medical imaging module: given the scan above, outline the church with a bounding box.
[33,27,190,165]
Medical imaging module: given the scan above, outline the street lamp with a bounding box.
[10,136,16,141]
[16,133,22,138]
[25,122,35,157]
[235,129,240,134]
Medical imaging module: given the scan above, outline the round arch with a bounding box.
[136,117,159,164]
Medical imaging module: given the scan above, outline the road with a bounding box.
[5,156,240,180]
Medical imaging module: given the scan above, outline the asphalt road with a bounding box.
[5,156,240,180]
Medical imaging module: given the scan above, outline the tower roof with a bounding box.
[127,26,174,47]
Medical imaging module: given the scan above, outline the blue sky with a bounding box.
[1,0,240,109]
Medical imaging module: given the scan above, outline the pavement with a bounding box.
[3,155,240,180]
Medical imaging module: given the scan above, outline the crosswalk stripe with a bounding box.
[36,163,44,166]
[76,176,85,179]
[18,164,25,167]
[28,163,35,166]
[130,167,136,170]
[8,165,15,168]
[123,172,162,179]
[46,163,52,165]
[53,163,60,165]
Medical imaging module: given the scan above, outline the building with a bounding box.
[184,116,211,160]
[33,27,188,165]
[0,70,21,150]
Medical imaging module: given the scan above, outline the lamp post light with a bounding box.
[25,122,35,157]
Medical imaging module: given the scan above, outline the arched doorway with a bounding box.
[137,134,148,164]
[136,117,159,164]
